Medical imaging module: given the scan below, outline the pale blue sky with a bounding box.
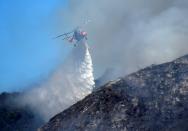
[0,0,70,92]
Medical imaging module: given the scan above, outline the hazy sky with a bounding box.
[0,0,69,92]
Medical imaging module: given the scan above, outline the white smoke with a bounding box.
[55,0,188,79]
[22,40,95,121]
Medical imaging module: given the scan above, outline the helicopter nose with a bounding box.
[81,31,87,36]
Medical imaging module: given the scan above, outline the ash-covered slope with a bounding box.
[39,55,188,131]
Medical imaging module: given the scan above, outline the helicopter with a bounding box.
[55,27,88,47]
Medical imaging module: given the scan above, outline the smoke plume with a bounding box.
[22,40,95,121]
[20,0,188,121]
[56,0,188,79]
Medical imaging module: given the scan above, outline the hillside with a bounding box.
[39,55,188,131]
[0,92,44,131]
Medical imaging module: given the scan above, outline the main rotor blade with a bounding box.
[62,36,72,40]
[54,31,73,39]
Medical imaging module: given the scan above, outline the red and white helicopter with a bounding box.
[55,27,88,47]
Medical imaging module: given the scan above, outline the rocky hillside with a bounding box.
[0,92,44,131]
[39,54,188,131]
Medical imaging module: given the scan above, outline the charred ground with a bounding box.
[40,55,188,131]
